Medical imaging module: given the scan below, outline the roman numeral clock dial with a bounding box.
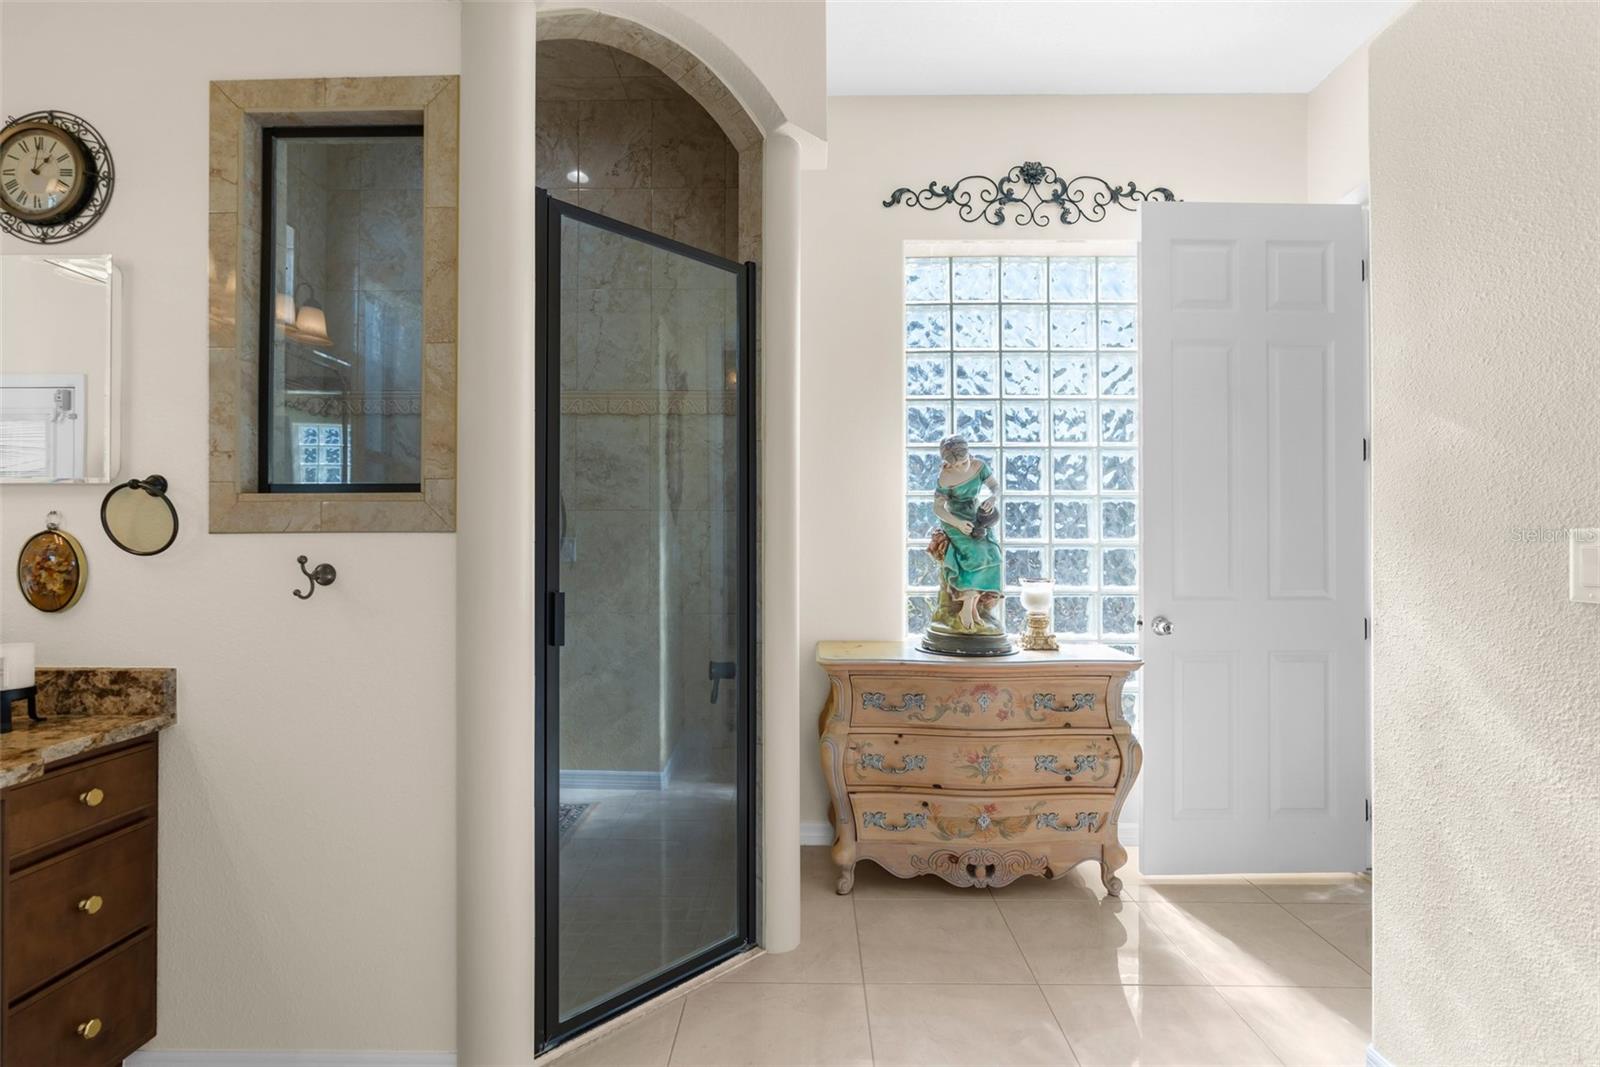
[0,115,106,238]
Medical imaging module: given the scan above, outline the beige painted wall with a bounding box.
[797,94,1311,833]
[1369,2,1600,1062]
[0,1,459,1053]
[1308,44,1370,203]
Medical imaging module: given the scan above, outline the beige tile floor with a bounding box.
[556,845,1371,1067]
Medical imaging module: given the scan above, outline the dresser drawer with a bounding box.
[845,732,1121,790]
[850,790,1113,846]
[4,929,156,1067]
[5,743,158,860]
[849,675,1111,731]
[6,820,157,1001]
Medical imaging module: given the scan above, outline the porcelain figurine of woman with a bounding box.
[922,435,1014,656]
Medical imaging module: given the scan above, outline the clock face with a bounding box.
[0,125,88,222]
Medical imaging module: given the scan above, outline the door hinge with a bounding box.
[1364,617,1370,640]
[1362,437,1369,462]
[1361,259,1368,282]
[1365,798,1371,822]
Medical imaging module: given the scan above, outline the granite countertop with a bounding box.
[1,668,176,788]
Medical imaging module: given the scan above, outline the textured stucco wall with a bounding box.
[1369,3,1600,1062]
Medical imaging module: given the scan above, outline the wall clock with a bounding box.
[0,111,115,245]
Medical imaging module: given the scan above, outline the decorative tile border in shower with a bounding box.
[561,390,738,416]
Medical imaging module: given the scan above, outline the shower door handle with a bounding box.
[709,660,736,702]
[548,591,565,646]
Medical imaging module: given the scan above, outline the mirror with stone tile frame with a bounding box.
[208,75,458,532]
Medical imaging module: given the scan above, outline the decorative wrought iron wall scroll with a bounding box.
[883,161,1176,228]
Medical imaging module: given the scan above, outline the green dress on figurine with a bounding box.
[935,462,1002,594]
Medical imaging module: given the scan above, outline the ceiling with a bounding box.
[827,1,1410,96]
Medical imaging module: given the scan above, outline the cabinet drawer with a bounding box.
[845,732,1121,790]
[850,791,1113,846]
[5,743,158,860]
[6,820,157,1001]
[849,675,1111,731]
[4,929,155,1067]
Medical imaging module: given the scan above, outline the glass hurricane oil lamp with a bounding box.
[1018,579,1058,651]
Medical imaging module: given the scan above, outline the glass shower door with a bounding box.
[535,191,755,1051]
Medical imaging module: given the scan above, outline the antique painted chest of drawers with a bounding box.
[817,641,1141,894]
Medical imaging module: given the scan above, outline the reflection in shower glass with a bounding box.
[262,127,424,491]
[551,209,747,1026]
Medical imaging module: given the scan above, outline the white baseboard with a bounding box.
[800,820,1140,847]
[127,1053,454,1067]
[1366,1045,1395,1067]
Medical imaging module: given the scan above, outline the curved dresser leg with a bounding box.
[1100,842,1128,897]
[836,862,856,895]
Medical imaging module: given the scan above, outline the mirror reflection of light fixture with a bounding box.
[282,281,332,346]
[565,168,589,185]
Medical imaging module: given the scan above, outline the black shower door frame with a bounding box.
[534,190,758,1053]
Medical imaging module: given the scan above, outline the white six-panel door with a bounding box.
[1139,202,1369,874]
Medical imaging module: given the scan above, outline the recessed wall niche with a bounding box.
[208,76,459,532]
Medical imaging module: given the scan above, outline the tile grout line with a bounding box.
[1249,883,1374,976]
[992,890,1083,1067]
[848,871,879,1066]
[664,996,686,1067]
[1208,984,1290,1067]
[1119,882,1293,1067]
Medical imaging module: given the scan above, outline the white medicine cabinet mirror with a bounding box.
[0,253,121,483]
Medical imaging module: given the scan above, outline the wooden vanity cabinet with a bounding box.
[0,738,158,1066]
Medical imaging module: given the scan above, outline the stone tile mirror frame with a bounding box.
[209,75,458,532]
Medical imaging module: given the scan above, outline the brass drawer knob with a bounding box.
[79,788,105,807]
[77,895,104,915]
[77,1017,103,1039]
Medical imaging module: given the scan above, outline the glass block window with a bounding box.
[292,422,347,485]
[904,253,1141,730]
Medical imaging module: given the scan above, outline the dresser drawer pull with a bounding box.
[77,1017,103,1039]
[1035,811,1104,833]
[77,894,104,915]
[1028,692,1096,722]
[860,692,927,717]
[861,811,928,832]
[857,752,927,775]
[78,787,105,807]
[1033,753,1100,781]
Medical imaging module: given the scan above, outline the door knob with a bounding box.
[1150,615,1173,636]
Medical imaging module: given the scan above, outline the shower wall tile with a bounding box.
[364,139,424,190]
[622,76,683,101]
[536,101,580,191]
[579,100,652,188]
[652,96,731,188]
[574,208,654,285]
[660,412,714,513]
[564,414,655,510]
[561,607,661,772]
[359,188,425,290]
[537,39,622,80]
[655,287,732,391]
[563,509,661,615]
[569,287,655,392]
[651,186,726,258]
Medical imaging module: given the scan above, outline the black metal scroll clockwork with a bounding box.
[883,161,1177,227]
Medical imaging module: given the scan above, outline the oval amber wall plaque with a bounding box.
[17,523,87,612]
